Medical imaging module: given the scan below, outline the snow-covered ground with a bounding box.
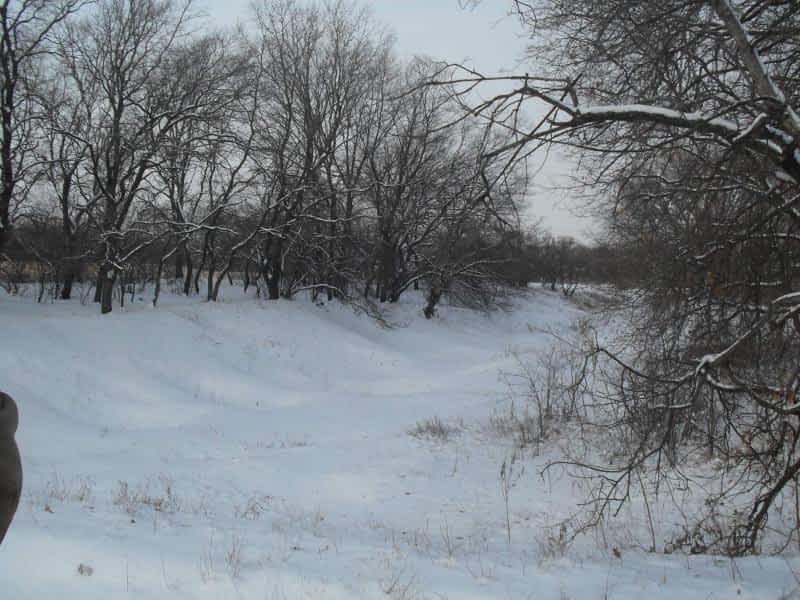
[0,285,797,599]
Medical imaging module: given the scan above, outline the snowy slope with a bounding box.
[0,286,797,599]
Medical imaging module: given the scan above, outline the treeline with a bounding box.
[3,205,632,302]
[1,0,543,314]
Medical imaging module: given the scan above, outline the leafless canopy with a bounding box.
[435,0,800,554]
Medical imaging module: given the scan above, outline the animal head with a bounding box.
[0,393,19,436]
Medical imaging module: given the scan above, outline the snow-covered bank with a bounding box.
[0,287,797,598]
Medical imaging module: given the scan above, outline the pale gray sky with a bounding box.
[201,0,598,242]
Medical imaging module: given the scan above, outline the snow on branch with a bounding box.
[710,0,800,136]
[571,104,739,137]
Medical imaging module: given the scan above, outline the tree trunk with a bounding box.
[152,246,170,308]
[206,261,214,301]
[267,262,281,300]
[183,246,193,296]
[192,256,202,295]
[60,270,74,300]
[424,286,442,319]
[0,54,15,261]
[378,241,392,303]
[175,250,184,281]
[100,263,117,314]
[243,257,251,293]
[94,269,103,303]
[263,237,283,300]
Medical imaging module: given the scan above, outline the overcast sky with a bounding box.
[201,0,598,241]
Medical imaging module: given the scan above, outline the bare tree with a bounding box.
[32,64,97,299]
[0,0,532,318]
[446,0,800,553]
[247,0,394,301]
[60,0,227,313]
[0,0,87,256]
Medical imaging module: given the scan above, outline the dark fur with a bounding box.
[0,393,22,544]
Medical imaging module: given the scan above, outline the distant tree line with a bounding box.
[0,0,566,315]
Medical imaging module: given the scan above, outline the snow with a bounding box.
[695,353,720,374]
[732,113,767,144]
[715,0,785,102]
[577,104,739,134]
[0,286,798,598]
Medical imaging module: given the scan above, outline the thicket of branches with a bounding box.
[1,0,572,315]
[452,0,800,554]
